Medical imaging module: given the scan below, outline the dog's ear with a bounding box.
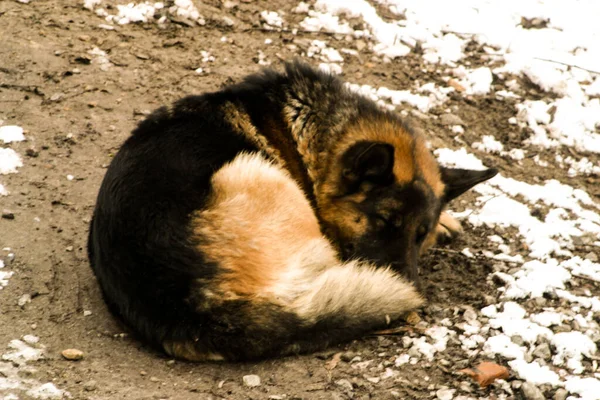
[441,167,498,202]
[341,141,394,188]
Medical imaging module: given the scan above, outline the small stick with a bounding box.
[533,57,600,75]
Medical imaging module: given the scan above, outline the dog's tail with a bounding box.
[280,258,424,355]
[163,246,423,361]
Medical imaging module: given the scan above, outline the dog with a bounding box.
[87,61,497,361]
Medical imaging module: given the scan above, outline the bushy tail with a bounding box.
[277,260,423,355]
[164,259,423,361]
[294,260,422,327]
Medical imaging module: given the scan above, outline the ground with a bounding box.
[1,1,599,400]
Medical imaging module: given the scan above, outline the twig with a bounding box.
[0,83,44,97]
[429,247,463,254]
[534,57,600,75]
[571,273,600,283]
[242,27,342,37]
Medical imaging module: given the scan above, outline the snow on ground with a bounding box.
[0,336,69,399]
[74,0,599,398]
[299,1,600,398]
[0,123,25,187]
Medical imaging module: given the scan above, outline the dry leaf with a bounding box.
[371,326,412,335]
[325,352,342,371]
[459,362,509,387]
[448,79,466,92]
[405,311,421,325]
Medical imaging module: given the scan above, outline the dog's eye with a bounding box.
[416,225,428,243]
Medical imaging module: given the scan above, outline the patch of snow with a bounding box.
[454,66,494,95]
[530,311,564,327]
[2,339,45,365]
[472,135,504,153]
[260,11,284,28]
[307,40,344,63]
[483,334,526,360]
[299,10,353,34]
[318,63,342,75]
[508,359,561,386]
[0,126,25,144]
[552,332,597,374]
[26,383,67,400]
[565,377,600,400]
[0,148,23,175]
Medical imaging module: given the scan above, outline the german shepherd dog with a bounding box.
[88,61,497,361]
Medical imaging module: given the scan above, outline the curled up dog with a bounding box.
[87,61,497,361]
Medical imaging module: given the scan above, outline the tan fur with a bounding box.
[421,211,463,254]
[414,137,445,197]
[191,153,423,320]
[292,261,423,323]
[342,118,416,184]
[221,102,284,165]
[191,153,323,297]
[437,211,463,237]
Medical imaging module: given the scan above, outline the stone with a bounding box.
[61,348,84,361]
[436,388,455,400]
[18,294,31,307]
[584,252,598,262]
[83,380,97,392]
[335,379,353,392]
[355,40,367,51]
[511,335,525,346]
[521,382,545,400]
[439,113,465,126]
[511,380,523,390]
[2,210,14,220]
[554,388,568,400]
[243,375,261,388]
[532,343,551,360]
[340,351,357,362]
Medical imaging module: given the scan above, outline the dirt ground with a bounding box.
[1,1,598,400]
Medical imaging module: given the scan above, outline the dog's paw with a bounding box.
[435,211,462,243]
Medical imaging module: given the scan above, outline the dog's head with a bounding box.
[317,118,497,282]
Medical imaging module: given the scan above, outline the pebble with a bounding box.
[407,345,421,358]
[2,210,15,220]
[439,113,465,126]
[335,379,353,392]
[61,348,84,361]
[18,294,32,307]
[534,297,547,307]
[462,307,478,322]
[23,335,39,344]
[242,374,261,388]
[532,343,551,360]
[83,380,97,392]
[554,388,568,400]
[584,252,598,262]
[511,380,523,390]
[436,388,455,400]
[340,351,357,362]
[355,40,367,51]
[521,382,545,400]
[511,335,525,346]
